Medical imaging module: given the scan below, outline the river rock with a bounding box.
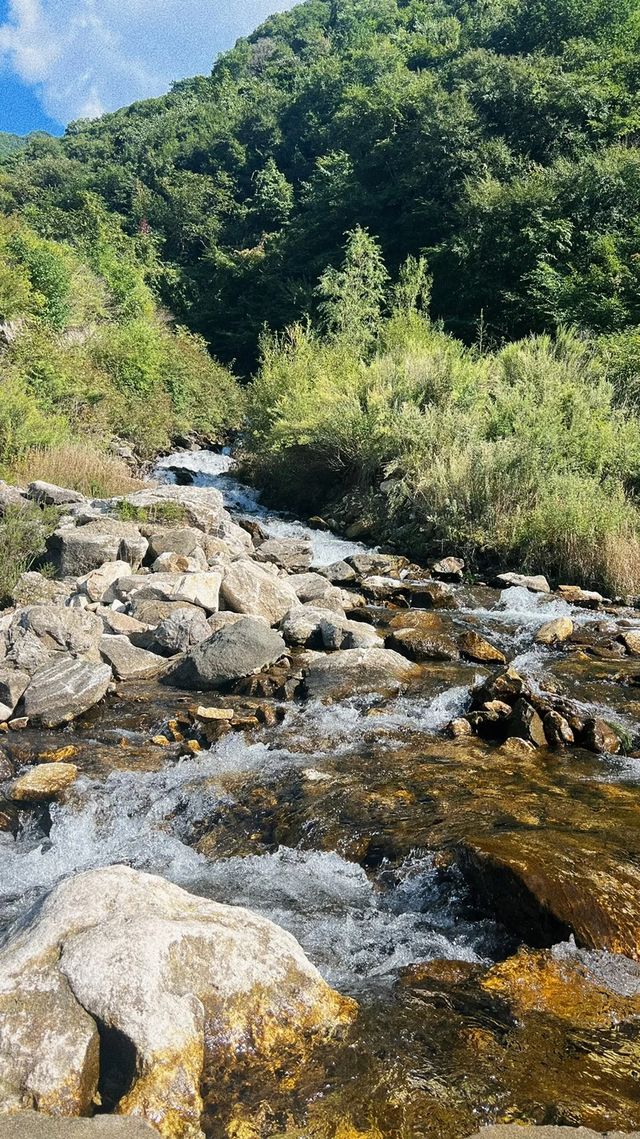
[466,1126,640,1139]
[100,636,167,681]
[171,617,287,689]
[77,561,132,603]
[405,581,458,609]
[281,606,345,648]
[28,481,85,507]
[147,526,204,560]
[49,519,148,577]
[9,762,78,802]
[457,829,640,957]
[432,556,464,582]
[152,608,211,655]
[556,584,604,608]
[543,710,575,748]
[620,630,640,656]
[287,572,346,612]
[347,553,408,579]
[152,550,208,574]
[23,659,112,727]
[317,560,357,585]
[385,611,459,662]
[0,865,354,1138]
[221,560,301,625]
[0,667,30,721]
[496,572,551,593]
[508,697,547,747]
[10,606,103,665]
[535,617,574,645]
[304,647,418,702]
[580,717,621,754]
[116,485,225,532]
[458,631,506,664]
[0,1115,158,1136]
[256,536,313,573]
[115,571,222,613]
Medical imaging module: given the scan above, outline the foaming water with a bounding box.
[462,586,602,653]
[155,450,371,566]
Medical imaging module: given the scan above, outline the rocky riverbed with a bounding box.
[0,452,640,1139]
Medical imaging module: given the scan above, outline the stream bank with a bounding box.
[0,450,639,1137]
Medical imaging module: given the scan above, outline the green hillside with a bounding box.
[0,133,27,160]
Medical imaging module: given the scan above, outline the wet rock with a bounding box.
[170,617,287,689]
[405,581,458,609]
[304,647,418,702]
[620,630,640,656]
[499,736,537,757]
[0,667,30,721]
[535,616,574,645]
[23,659,112,727]
[0,865,354,1138]
[508,698,547,747]
[458,631,506,664]
[255,536,313,573]
[557,584,604,608]
[347,553,408,578]
[100,636,168,681]
[580,717,621,755]
[147,526,205,560]
[9,761,78,802]
[317,560,358,585]
[543,710,575,748]
[152,607,211,655]
[151,549,208,574]
[221,560,301,625]
[386,611,459,662]
[49,518,148,577]
[475,667,528,706]
[340,620,380,649]
[115,570,223,614]
[496,571,551,593]
[77,560,132,603]
[0,1114,158,1136]
[449,718,473,738]
[28,481,85,507]
[457,830,640,957]
[466,1126,640,1139]
[431,556,464,582]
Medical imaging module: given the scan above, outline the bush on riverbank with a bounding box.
[0,214,244,465]
[245,234,640,596]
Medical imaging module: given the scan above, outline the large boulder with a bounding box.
[170,617,287,690]
[220,561,301,625]
[23,659,112,728]
[385,611,459,662]
[10,606,103,661]
[27,481,86,507]
[287,572,346,611]
[113,573,222,614]
[115,486,225,533]
[152,608,211,656]
[49,519,148,578]
[496,571,550,594]
[304,647,418,702]
[255,536,313,573]
[147,527,204,561]
[0,1115,157,1136]
[0,866,355,1139]
[76,562,132,604]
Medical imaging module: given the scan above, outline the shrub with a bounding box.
[0,503,59,607]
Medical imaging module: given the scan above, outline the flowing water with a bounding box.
[3,450,640,1136]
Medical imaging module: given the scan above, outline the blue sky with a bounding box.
[0,0,297,135]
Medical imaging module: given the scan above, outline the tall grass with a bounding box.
[245,317,640,595]
[8,444,147,498]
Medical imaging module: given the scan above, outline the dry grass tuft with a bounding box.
[9,443,149,499]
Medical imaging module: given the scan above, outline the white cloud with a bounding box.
[0,0,298,124]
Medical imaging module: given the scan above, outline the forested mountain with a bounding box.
[2,0,640,368]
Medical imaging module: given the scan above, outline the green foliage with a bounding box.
[316,226,389,348]
[114,500,188,524]
[0,503,60,607]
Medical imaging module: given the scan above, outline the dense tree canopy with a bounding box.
[2,0,640,367]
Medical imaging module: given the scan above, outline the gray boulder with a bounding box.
[152,607,211,655]
[318,560,358,585]
[49,519,148,577]
[113,571,222,613]
[128,599,203,626]
[99,636,167,681]
[256,536,313,573]
[11,606,102,661]
[287,572,346,611]
[0,865,353,1138]
[28,481,85,507]
[115,485,224,532]
[146,525,204,560]
[23,659,112,727]
[171,616,287,689]
[304,647,418,702]
[220,560,300,625]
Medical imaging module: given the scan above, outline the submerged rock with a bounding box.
[0,1115,157,1136]
[0,865,355,1139]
